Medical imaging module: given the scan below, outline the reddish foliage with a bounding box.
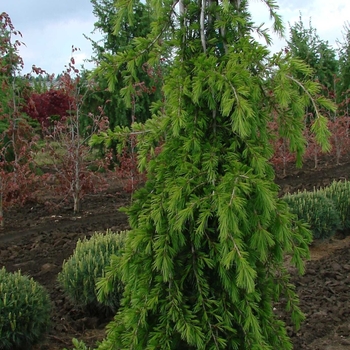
[0,119,47,228]
[41,111,110,212]
[43,152,109,209]
[0,12,24,71]
[268,122,296,176]
[23,89,73,128]
[270,137,296,176]
[115,136,164,193]
[302,127,323,169]
[115,135,146,193]
[0,13,44,227]
[329,116,350,165]
[269,114,350,175]
[38,48,111,213]
[0,162,48,207]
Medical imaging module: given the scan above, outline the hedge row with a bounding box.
[283,180,350,240]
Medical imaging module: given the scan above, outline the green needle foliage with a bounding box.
[58,230,127,316]
[97,0,334,349]
[323,180,350,230]
[0,267,51,349]
[283,190,341,240]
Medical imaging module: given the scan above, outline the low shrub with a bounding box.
[58,229,127,316]
[323,180,350,230]
[283,190,341,240]
[0,267,51,350]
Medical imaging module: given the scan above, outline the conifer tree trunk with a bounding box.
[96,0,334,349]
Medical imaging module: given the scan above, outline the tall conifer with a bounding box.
[287,15,338,93]
[87,0,162,128]
[337,23,350,114]
[98,0,334,348]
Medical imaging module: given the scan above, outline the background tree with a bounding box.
[287,15,338,107]
[85,0,162,130]
[0,12,42,227]
[0,12,24,134]
[286,15,345,167]
[24,88,73,131]
[337,22,350,116]
[96,0,333,349]
[39,49,109,213]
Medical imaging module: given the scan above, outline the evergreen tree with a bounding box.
[86,0,161,129]
[287,14,338,110]
[337,22,350,115]
[97,0,333,349]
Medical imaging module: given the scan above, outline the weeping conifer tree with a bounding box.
[97,0,334,349]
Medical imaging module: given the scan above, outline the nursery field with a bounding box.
[2,158,350,350]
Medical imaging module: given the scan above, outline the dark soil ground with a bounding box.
[2,158,350,350]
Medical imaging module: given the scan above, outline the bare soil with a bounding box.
[1,159,350,349]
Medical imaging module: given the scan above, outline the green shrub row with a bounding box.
[323,180,350,229]
[283,180,350,240]
[58,229,128,316]
[0,267,51,350]
[0,229,127,350]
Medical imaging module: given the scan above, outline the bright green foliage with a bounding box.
[58,230,127,315]
[0,267,51,349]
[96,1,333,349]
[283,190,341,240]
[323,180,350,230]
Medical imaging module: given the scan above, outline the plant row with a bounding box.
[270,116,350,177]
[283,180,350,240]
[0,229,127,349]
[2,178,349,349]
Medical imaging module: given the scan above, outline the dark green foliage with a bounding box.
[58,230,127,315]
[0,119,8,134]
[283,181,350,240]
[337,23,350,112]
[0,267,51,350]
[287,14,338,123]
[283,191,341,240]
[86,0,161,129]
[323,180,350,230]
[85,0,164,163]
[287,15,338,93]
